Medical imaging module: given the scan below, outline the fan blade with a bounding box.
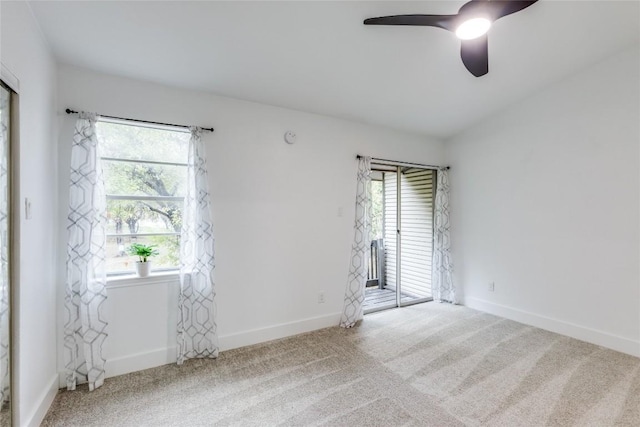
[487,0,539,20]
[461,35,488,77]
[364,15,457,31]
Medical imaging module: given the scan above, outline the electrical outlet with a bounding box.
[488,282,495,292]
[318,292,326,304]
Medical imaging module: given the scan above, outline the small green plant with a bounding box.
[128,243,159,263]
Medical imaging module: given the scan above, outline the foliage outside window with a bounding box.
[96,120,189,275]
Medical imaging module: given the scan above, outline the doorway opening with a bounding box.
[364,165,435,313]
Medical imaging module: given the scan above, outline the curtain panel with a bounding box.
[432,168,455,303]
[177,127,218,364]
[0,88,9,403]
[64,112,109,391]
[340,156,372,328]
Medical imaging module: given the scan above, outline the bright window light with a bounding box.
[455,17,491,40]
[97,120,190,275]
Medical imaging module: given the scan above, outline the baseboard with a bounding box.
[106,346,178,379]
[57,347,177,388]
[465,297,640,358]
[218,312,342,351]
[23,373,58,427]
[57,312,342,383]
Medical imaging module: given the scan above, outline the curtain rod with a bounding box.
[65,109,214,133]
[356,155,450,170]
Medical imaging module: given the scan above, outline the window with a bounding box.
[96,120,190,275]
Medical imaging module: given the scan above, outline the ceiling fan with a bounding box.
[364,0,539,77]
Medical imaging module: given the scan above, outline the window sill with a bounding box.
[106,271,180,289]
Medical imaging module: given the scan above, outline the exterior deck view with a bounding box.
[364,167,435,312]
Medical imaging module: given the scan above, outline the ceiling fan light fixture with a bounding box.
[455,17,491,40]
[363,0,539,76]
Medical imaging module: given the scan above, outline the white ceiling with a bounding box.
[28,1,639,139]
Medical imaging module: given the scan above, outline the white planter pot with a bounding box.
[136,261,151,278]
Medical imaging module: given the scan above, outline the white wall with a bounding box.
[447,46,640,357]
[56,64,445,379]
[0,1,59,426]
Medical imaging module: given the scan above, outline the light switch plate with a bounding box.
[24,198,32,220]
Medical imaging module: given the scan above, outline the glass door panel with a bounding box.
[363,168,397,313]
[399,168,435,305]
[363,164,435,313]
[0,82,12,426]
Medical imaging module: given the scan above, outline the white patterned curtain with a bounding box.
[64,112,108,391]
[177,127,218,364]
[340,156,372,328]
[432,168,455,303]
[0,86,10,404]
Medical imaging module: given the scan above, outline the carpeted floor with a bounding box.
[43,303,640,426]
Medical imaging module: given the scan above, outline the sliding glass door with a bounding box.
[0,80,13,427]
[364,164,435,313]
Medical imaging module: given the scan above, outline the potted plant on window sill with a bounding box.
[128,243,159,278]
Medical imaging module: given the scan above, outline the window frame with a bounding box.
[97,119,190,277]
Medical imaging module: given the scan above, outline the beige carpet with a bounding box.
[43,303,640,426]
